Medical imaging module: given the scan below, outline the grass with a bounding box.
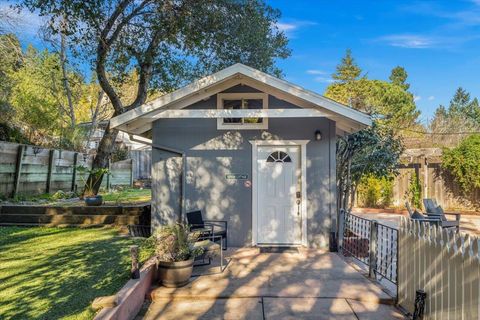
[3,188,152,206]
[101,188,151,204]
[0,226,154,320]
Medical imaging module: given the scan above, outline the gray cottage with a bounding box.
[111,64,371,249]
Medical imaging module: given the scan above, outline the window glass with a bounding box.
[243,99,263,123]
[266,151,292,163]
[223,99,242,123]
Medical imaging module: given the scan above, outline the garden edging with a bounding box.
[93,256,157,320]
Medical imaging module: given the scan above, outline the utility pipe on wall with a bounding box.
[129,134,186,221]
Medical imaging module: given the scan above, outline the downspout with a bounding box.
[129,134,186,221]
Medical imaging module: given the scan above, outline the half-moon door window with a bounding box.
[266,151,292,163]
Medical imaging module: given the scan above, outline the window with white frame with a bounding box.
[217,92,268,130]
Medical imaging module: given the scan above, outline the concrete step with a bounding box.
[0,214,140,225]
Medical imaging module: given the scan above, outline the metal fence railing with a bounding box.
[341,212,371,266]
[375,222,398,284]
[339,210,398,285]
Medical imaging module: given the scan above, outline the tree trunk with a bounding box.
[342,159,351,211]
[83,123,118,195]
[349,183,357,211]
[60,18,75,128]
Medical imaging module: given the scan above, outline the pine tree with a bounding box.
[332,49,361,83]
[449,87,471,114]
[389,66,410,90]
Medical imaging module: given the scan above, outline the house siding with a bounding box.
[151,89,336,248]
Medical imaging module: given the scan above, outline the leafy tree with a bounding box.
[327,50,409,211]
[429,87,480,147]
[326,53,419,130]
[8,44,87,147]
[442,134,480,193]
[336,123,403,211]
[0,34,22,121]
[10,46,63,143]
[20,0,291,195]
[332,49,361,83]
[389,66,409,90]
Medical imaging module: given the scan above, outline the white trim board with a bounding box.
[110,63,372,135]
[143,108,329,119]
[250,139,309,247]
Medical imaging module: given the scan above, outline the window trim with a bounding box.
[216,92,268,130]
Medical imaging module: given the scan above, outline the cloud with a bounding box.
[276,20,317,38]
[276,22,297,32]
[428,96,435,101]
[306,69,328,75]
[414,95,421,102]
[313,76,334,84]
[377,34,436,49]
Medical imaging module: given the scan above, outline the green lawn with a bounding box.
[0,227,153,320]
[3,188,152,206]
[101,188,152,204]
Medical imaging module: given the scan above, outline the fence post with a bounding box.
[338,209,345,251]
[46,149,55,194]
[71,152,78,192]
[130,158,134,187]
[12,145,26,198]
[369,220,378,278]
[106,158,111,191]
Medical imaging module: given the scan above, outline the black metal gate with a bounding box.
[339,210,398,285]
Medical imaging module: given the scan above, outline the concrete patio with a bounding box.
[143,248,405,319]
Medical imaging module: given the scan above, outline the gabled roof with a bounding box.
[110,63,371,136]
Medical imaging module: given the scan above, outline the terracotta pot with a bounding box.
[85,195,103,206]
[157,259,194,287]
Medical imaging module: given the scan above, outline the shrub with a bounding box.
[153,224,203,262]
[357,175,394,208]
[442,134,480,193]
[406,171,422,208]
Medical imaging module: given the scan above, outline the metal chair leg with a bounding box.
[220,237,224,272]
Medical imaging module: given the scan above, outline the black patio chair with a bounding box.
[423,199,461,232]
[186,210,227,250]
[405,202,441,227]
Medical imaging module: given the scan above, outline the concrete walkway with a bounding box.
[143,248,405,319]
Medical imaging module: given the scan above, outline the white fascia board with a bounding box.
[145,108,328,119]
[110,63,372,132]
[110,64,245,129]
[235,64,371,126]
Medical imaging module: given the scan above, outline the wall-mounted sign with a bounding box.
[226,173,249,180]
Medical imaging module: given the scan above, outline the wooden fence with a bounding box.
[398,218,480,319]
[0,141,133,198]
[392,162,480,211]
[129,150,151,180]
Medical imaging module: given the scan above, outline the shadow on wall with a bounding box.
[152,154,182,227]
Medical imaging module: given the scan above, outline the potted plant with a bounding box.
[153,223,203,287]
[76,166,110,206]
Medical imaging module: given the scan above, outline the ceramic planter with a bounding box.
[85,195,103,206]
[157,259,194,287]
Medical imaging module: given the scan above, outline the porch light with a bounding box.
[315,130,322,141]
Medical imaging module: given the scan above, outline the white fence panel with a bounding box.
[398,218,480,319]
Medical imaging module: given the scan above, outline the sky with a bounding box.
[2,0,480,124]
[270,0,480,124]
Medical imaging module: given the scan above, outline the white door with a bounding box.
[256,145,302,245]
